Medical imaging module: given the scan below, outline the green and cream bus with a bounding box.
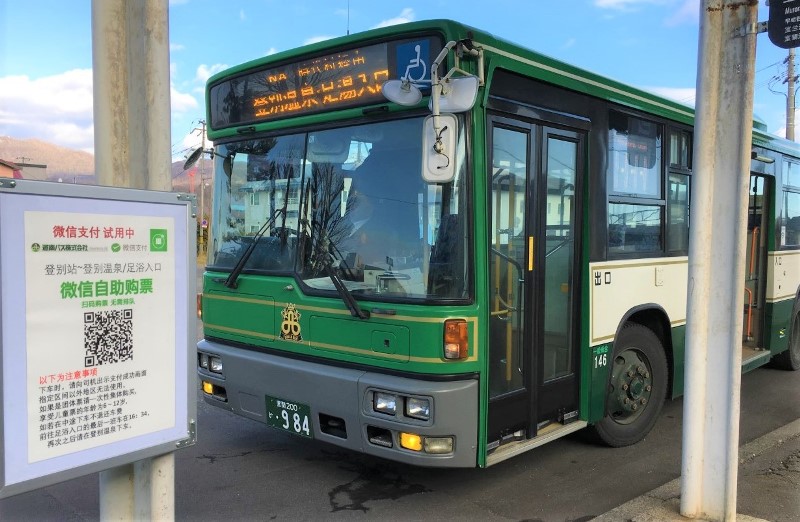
[194,19,800,467]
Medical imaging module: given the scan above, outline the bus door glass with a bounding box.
[487,117,583,446]
[488,122,529,442]
[744,174,769,351]
[537,128,581,423]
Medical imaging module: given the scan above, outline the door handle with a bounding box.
[528,236,534,271]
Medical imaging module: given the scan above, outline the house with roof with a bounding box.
[0,159,23,179]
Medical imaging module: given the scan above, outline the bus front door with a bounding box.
[487,117,584,447]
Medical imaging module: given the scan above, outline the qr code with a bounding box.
[84,309,133,367]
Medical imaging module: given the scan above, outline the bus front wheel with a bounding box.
[592,323,668,447]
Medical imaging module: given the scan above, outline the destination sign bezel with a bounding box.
[209,36,442,130]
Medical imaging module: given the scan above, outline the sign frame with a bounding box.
[768,0,800,49]
[0,179,197,499]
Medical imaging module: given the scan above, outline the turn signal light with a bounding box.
[443,319,468,360]
[400,432,423,451]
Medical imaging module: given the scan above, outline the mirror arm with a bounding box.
[430,41,457,133]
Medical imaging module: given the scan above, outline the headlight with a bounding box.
[405,397,430,420]
[199,353,209,369]
[209,356,223,373]
[373,392,397,415]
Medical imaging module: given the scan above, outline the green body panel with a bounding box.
[470,108,490,468]
[585,343,612,424]
[766,299,795,355]
[670,325,686,399]
[202,272,483,375]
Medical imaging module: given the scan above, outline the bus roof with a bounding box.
[205,18,800,157]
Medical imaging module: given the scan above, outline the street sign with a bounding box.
[768,0,800,49]
[0,180,197,499]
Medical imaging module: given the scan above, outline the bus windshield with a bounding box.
[208,115,469,301]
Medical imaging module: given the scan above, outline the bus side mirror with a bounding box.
[421,113,457,183]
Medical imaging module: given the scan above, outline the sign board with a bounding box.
[208,36,442,130]
[0,179,197,499]
[768,0,800,49]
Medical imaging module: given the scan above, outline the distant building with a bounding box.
[15,162,47,180]
[0,159,23,179]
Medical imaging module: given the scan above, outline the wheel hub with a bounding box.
[609,350,653,423]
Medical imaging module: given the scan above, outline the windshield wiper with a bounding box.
[324,255,369,320]
[303,217,367,318]
[222,208,286,289]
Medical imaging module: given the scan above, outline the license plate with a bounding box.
[265,395,313,438]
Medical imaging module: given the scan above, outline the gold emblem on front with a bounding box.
[280,303,302,341]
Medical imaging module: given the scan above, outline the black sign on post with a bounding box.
[769,0,800,49]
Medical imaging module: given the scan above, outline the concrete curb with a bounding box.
[591,419,800,522]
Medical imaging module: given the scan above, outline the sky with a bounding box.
[0,0,796,163]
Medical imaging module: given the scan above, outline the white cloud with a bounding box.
[170,42,185,52]
[371,8,415,29]
[563,38,577,50]
[594,0,669,10]
[265,47,279,56]
[171,86,198,113]
[595,0,695,24]
[665,0,699,26]
[0,69,94,151]
[181,129,205,153]
[645,86,696,106]
[304,35,334,45]
[195,63,228,84]
[0,67,201,154]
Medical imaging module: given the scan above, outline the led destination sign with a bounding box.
[209,37,441,130]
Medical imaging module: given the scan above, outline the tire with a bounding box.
[772,302,800,371]
[591,323,668,447]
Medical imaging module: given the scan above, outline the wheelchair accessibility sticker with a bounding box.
[396,40,430,82]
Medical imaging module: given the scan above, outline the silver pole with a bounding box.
[92,0,128,189]
[92,0,175,518]
[788,48,796,141]
[681,1,757,520]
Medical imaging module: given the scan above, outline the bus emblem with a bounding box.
[280,304,303,341]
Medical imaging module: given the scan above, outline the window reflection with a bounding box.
[609,112,662,198]
[208,116,469,301]
[608,203,662,254]
[784,190,800,247]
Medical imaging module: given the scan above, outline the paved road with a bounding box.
[2,360,799,521]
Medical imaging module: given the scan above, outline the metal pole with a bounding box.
[199,120,206,251]
[92,0,175,518]
[680,1,757,520]
[92,0,128,189]
[788,48,796,141]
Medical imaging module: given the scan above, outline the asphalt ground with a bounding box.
[593,418,800,521]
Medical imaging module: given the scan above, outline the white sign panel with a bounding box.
[0,181,196,498]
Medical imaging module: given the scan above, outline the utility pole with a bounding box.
[681,1,758,520]
[787,48,796,141]
[93,0,175,518]
[194,120,207,252]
